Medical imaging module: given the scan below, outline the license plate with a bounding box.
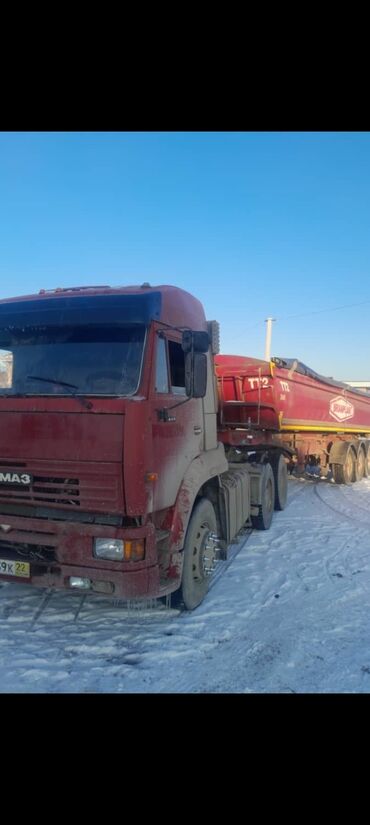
[0,558,30,578]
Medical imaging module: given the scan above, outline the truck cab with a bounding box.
[0,284,231,606]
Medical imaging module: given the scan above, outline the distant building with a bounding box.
[344,380,370,394]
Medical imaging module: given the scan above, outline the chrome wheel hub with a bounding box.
[192,526,221,580]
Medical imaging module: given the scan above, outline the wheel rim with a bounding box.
[344,449,355,483]
[366,450,370,476]
[191,521,214,581]
[357,449,365,479]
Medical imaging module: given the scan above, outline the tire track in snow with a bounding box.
[309,479,370,595]
[1,477,370,692]
[314,478,370,529]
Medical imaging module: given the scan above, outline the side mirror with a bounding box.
[182,330,210,353]
[185,352,207,398]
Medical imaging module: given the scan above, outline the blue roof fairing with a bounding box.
[0,292,162,328]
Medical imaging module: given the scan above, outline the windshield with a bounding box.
[0,324,146,396]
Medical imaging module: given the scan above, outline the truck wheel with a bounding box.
[251,463,275,530]
[177,499,217,611]
[270,453,288,510]
[332,447,356,484]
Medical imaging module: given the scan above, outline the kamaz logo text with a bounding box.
[329,396,354,423]
[0,472,32,485]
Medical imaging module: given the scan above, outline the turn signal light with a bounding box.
[123,539,145,561]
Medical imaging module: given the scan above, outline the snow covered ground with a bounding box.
[1,475,370,693]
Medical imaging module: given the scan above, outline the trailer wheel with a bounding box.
[176,498,217,611]
[364,445,370,478]
[332,447,356,485]
[270,453,288,510]
[355,446,366,481]
[251,463,275,530]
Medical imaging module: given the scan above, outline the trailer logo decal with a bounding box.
[247,377,269,390]
[329,396,354,422]
[0,472,32,485]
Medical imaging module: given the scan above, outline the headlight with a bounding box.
[93,538,145,562]
[93,539,124,560]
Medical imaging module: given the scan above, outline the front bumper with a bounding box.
[0,513,161,599]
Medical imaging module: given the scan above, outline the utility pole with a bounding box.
[264,317,275,361]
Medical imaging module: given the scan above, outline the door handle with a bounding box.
[194,426,202,434]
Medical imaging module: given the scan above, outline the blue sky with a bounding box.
[0,131,369,380]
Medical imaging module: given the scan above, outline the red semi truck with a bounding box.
[0,284,369,610]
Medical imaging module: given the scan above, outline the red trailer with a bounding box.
[215,354,370,485]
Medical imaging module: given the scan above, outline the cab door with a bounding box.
[151,330,204,511]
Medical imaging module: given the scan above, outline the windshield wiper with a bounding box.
[26,375,93,409]
[27,375,78,390]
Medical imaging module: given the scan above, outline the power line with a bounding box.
[239,297,370,333]
[276,298,370,322]
[223,296,370,351]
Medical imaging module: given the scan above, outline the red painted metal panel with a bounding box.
[0,412,123,461]
[123,401,153,516]
[215,355,370,438]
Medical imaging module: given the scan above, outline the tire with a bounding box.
[355,446,366,481]
[332,447,356,484]
[176,498,217,611]
[270,453,288,510]
[363,445,370,478]
[251,463,275,530]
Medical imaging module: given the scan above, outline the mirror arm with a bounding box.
[156,395,191,421]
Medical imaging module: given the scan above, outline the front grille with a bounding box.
[0,459,122,512]
[0,473,80,506]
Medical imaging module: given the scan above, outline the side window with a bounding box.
[168,340,186,395]
[0,349,13,389]
[155,335,169,393]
